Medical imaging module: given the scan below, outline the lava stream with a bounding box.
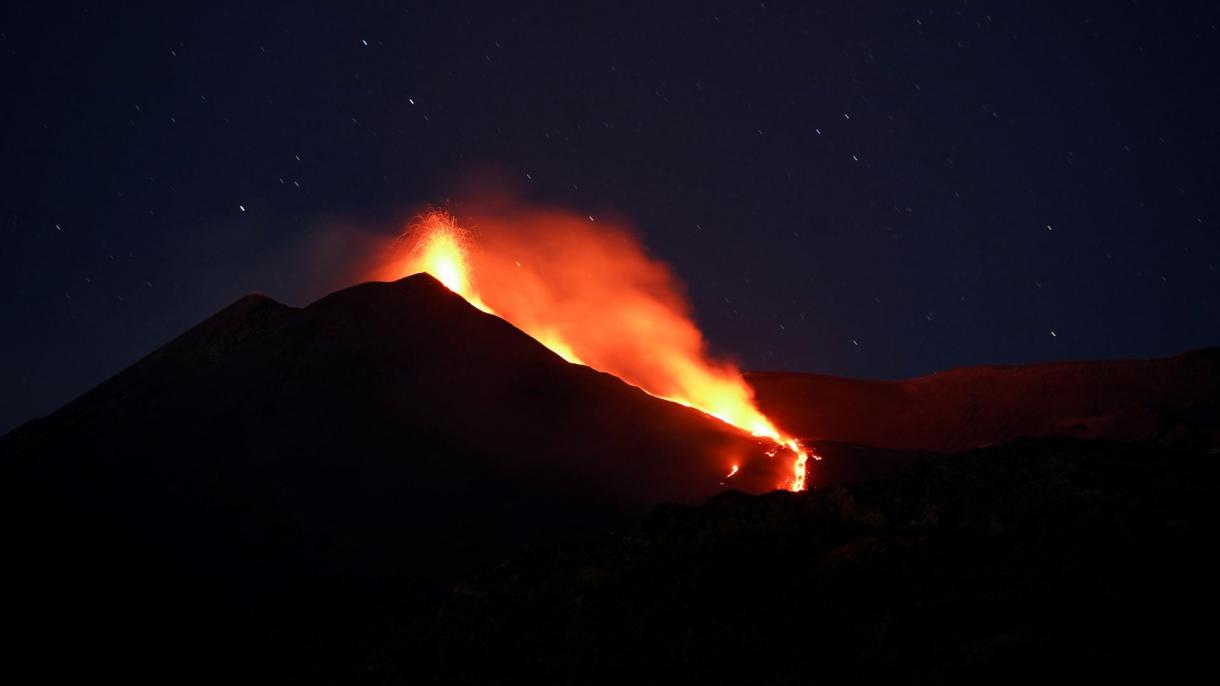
[393,209,813,491]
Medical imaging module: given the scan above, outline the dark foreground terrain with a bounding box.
[384,437,1220,685]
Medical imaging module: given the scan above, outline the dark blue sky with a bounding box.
[3,1,1219,433]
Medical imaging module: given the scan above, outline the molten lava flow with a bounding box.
[391,208,812,491]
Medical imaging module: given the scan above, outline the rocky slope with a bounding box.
[392,437,1220,685]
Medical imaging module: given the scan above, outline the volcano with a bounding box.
[0,274,775,682]
[3,275,1218,683]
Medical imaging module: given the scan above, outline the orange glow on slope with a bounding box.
[392,208,812,491]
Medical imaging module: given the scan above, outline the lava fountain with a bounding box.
[386,208,812,491]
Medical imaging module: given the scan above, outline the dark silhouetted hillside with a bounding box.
[750,350,1220,487]
[0,274,774,683]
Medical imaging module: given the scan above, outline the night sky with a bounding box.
[3,2,1219,433]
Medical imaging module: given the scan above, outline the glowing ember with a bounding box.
[392,208,814,491]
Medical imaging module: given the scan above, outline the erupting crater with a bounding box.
[385,209,813,491]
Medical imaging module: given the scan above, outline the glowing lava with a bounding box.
[394,208,812,491]
[405,215,492,314]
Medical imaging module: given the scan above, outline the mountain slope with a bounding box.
[750,349,1220,457]
[0,274,774,683]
